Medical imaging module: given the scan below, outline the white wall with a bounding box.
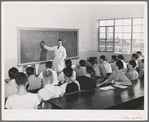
[2,2,145,78]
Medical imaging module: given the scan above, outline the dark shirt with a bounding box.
[77,76,96,90]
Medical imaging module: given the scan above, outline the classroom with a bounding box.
[2,1,147,120]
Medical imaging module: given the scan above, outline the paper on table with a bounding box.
[113,84,128,89]
[99,86,115,90]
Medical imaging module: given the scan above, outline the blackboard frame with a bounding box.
[17,27,79,66]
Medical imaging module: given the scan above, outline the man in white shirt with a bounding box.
[40,39,67,73]
[38,61,58,85]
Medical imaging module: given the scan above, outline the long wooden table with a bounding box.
[47,78,144,109]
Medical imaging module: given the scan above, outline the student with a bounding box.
[77,66,96,91]
[5,67,18,99]
[99,55,112,78]
[38,61,58,85]
[5,72,40,109]
[111,55,117,71]
[60,67,80,95]
[98,60,132,87]
[136,51,143,63]
[38,70,63,101]
[139,59,144,79]
[131,53,139,68]
[76,59,87,77]
[126,60,139,81]
[117,55,127,73]
[40,39,67,73]
[58,59,76,84]
[87,57,101,77]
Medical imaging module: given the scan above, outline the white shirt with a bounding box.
[5,93,40,109]
[38,69,58,85]
[44,45,67,72]
[38,84,62,101]
[76,67,86,77]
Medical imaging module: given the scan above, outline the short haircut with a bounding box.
[66,82,78,93]
[88,58,95,65]
[118,55,124,60]
[26,67,35,76]
[86,66,94,75]
[63,67,73,77]
[141,59,144,63]
[132,53,138,59]
[116,60,124,70]
[112,55,117,61]
[65,59,72,68]
[79,60,86,67]
[100,55,106,60]
[8,67,19,79]
[15,72,28,86]
[57,39,62,42]
[129,60,136,68]
[136,51,142,55]
[45,61,53,68]
[43,70,53,79]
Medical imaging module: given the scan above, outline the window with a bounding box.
[98,18,144,55]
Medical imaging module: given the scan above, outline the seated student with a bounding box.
[110,55,117,71]
[136,51,144,64]
[38,61,58,85]
[131,53,139,69]
[126,60,139,81]
[60,67,80,95]
[77,66,96,91]
[76,59,87,77]
[26,67,42,91]
[138,59,144,79]
[117,55,127,73]
[97,60,132,87]
[99,55,112,78]
[38,70,63,101]
[5,72,40,109]
[87,57,101,77]
[58,59,76,84]
[5,67,18,99]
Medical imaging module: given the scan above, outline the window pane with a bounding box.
[106,40,113,51]
[99,43,105,51]
[115,33,122,39]
[123,19,131,25]
[141,18,144,25]
[123,26,131,32]
[115,45,123,53]
[123,33,131,39]
[107,20,114,26]
[100,27,105,32]
[100,21,106,26]
[107,33,113,40]
[142,33,145,40]
[141,26,145,33]
[123,45,131,54]
[100,39,106,42]
[115,26,122,32]
[133,18,142,25]
[115,20,123,25]
[133,33,141,39]
[107,27,113,32]
[132,40,141,53]
[100,33,105,39]
[115,39,122,46]
[133,26,142,32]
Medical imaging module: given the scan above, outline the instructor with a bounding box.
[40,39,67,73]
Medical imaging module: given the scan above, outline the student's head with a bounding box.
[79,60,86,67]
[15,72,28,86]
[99,55,106,63]
[40,40,45,49]
[26,67,35,76]
[136,51,142,57]
[140,59,144,69]
[131,53,138,60]
[57,39,62,47]
[116,60,124,70]
[66,82,79,93]
[43,70,53,84]
[111,55,117,63]
[86,66,95,76]
[45,61,53,69]
[117,55,124,61]
[8,67,19,79]
[128,60,136,69]
[65,59,72,68]
[63,67,73,78]
[87,58,95,66]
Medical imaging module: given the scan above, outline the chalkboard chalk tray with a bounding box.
[17,28,79,65]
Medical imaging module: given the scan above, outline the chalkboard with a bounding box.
[18,28,79,65]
